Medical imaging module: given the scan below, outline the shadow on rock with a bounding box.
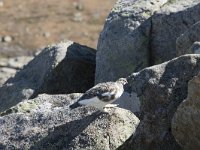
[30,111,103,150]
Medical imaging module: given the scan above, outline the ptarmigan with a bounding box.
[70,78,127,111]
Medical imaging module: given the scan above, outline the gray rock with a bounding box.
[172,74,200,149]
[96,0,167,83]
[151,0,200,64]
[96,0,200,83]
[176,21,200,56]
[119,54,200,149]
[0,93,139,150]
[0,41,96,112]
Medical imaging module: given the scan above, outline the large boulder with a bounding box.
[172,74,200,149]
[96,0,200,83]
[96,0,167,83]
[0,94,139,150]
[176,21,200,56]
[119,54,200,149]
[0,41,96,112]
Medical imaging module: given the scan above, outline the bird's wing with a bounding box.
[79,82,117,102]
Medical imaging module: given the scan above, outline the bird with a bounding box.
[69,78,127,112]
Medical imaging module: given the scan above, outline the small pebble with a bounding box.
[2,36,12,43]
[73,2,84,11]
[73,12,83,22]
[43,32,51,38]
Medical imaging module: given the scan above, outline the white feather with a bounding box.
[78,96,108,109]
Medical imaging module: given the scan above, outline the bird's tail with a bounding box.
[69,102,81,109]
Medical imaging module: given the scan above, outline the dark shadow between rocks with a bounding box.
[31,42,96,98]
[30,111,103,150]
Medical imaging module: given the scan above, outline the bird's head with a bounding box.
[116,78,128,86]
[116,78,132,95]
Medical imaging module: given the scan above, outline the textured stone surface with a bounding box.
[176,21,200,56]
[151,0,200,64]
[96,0,167,83]
[0,41,96,112]
[96,0,200,83]
[0,94,139,150]
[172,74,200,149]
[119,54,200,150]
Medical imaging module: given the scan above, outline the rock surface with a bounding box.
[151,0,200,64]
[176,21,200,56]
[0,94,139,150]
[172,74,200,149]
[0,41,96,112]
[119,54,200,150]
[96,0,200,83]
[96,0,167,83]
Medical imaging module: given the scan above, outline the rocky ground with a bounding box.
[0,0,116,57]
[1,0,200,149]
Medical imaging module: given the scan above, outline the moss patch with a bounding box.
[0,100,39,116]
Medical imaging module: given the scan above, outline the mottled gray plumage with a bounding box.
[70,78,127,110]
[80,82,118,102]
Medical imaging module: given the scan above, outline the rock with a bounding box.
[172,74,200,149]
[0,93,139,149]
[43,32,51,38]
[176,21,200,56]
[73,12,83,22]
[96,0,167,83]
[2,35,12,43]
[151,0,200,64]
[119,54,200,149]
[189,41,200,54]
[73,2,84,11]
[96,0,200,83]
[0,41,96,112]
